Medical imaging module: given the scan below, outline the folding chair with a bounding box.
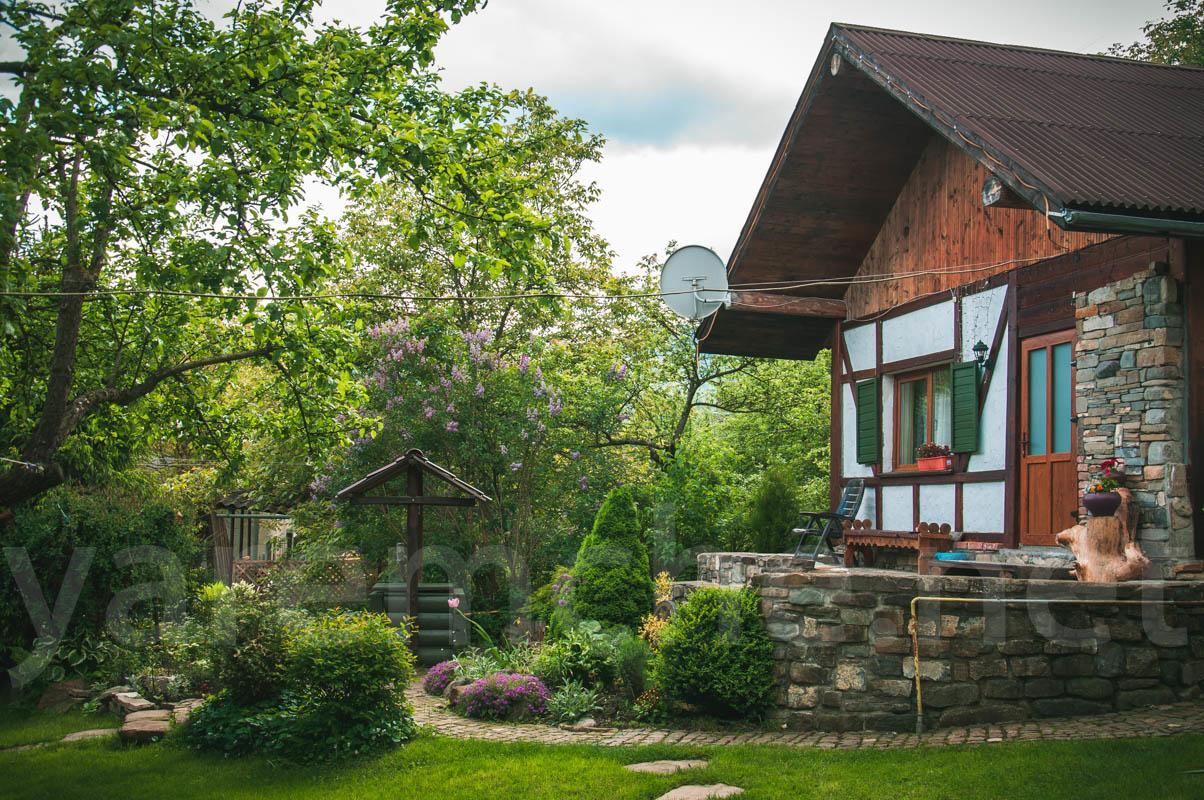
[791,478,865,562]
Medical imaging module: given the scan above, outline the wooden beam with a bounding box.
[728,291,847,318]
[348,495,476,507]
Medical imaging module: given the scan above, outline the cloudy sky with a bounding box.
[419,0,1168,269]
[5,1,1170,270]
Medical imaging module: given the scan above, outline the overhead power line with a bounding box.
[0,255,1048,305]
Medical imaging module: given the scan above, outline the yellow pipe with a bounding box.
[907,595,1204,734]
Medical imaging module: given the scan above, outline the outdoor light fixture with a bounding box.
[972,339,990,367]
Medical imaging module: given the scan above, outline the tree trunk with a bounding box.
[1055,488,1150,581]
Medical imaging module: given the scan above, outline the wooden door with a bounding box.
[1019,330,1078,545]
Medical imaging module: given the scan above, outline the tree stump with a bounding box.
[1055,488,1150,582]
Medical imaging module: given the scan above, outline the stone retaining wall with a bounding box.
[746,568,1204,731]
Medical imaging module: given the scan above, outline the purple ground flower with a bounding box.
[453,672,548,720]
[423,660,458,696]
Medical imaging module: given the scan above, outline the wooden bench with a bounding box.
[841,521,953,571]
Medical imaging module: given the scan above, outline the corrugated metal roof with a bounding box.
[835,25,1204,215]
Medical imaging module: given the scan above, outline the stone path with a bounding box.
[407,683,1204,749]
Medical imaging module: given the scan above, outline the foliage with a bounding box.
[1088,457,1124,494]
[916,442,952,459]
[188,609,416,761]
[423,660,458,696]
[0,0,597,508]
[639,571,673,651]
[614,635,651,700]
[207,583,292,705]
[0,484,199,685]
[742,465,800,553]
[653,588,774,718]
[571,487,653,629]
[531,621,622,688]
[285,611,414,709]
[546,680,601,724]
[452,644,537,683]
[453,672,549,720]
[1109,1,1204,66]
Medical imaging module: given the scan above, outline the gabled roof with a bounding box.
[335,449,491,503]
[835,24,1204,216]
[699,23,1204,359]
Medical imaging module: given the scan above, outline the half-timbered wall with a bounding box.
[837,284,1010,540]
[843,137,1110,320]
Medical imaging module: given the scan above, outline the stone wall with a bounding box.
[1075,267,1194,571]
[748,567,1204,732]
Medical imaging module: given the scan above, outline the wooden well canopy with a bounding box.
[335,449,490,625]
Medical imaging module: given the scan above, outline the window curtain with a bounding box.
[933,367,952,446]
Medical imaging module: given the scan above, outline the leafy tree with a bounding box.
[571,486,653,628]
[0,0,565,507]
[1110,1,1204,66]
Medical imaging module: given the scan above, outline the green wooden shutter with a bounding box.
[855,378,879,465]
[951,362,980,453]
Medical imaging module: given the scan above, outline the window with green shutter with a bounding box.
[855,378,879,465]
[950,361,980,453]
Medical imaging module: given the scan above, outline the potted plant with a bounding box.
[1083,457,1124,517]
[915,442,952,471]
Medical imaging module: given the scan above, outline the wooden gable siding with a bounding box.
[844,137,1111,320]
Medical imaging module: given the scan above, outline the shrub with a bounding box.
[571,487,653,629]
[0,485,200,684]
[189,609,417,761]
[454,672,549,720]
[615,633,650,699]
[531,621,619,688]
[743,465,799,553]
[547,680,600,723]
[285,610,413,709]
[208,583,291,704]
[423,660,457,695]
[453,643,536,682]
[653,587,774,717]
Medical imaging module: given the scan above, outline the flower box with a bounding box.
[917,455,952,472]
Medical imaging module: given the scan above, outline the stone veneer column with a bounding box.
[1074,268,1194,573]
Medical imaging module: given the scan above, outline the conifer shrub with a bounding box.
[570,486,653,628]
[653,587,774,717]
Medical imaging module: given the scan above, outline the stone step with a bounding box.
[625,759,709,775]
[656,785,744,800]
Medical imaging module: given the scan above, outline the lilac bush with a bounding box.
[423,659,458,696]
[454,671,549,720]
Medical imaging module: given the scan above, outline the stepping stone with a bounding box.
[119,716,171,744]
[655,786,743,800]
[62,728,118,743]
[111,692,155,715]
[625,759,710,775]
[124,710,172,723]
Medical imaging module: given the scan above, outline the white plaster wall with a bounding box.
[968,329,1008,471]
[880,374,895,468]
[919,484,956,528]
[959,286,1007,362]
[881,485,913,531]
[853,490,876,526]
[843,324,876,373]
[962,482,1006,533]
[841,383,873,479]
[881,300,955,363]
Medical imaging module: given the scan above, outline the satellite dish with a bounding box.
[659,245,729,321]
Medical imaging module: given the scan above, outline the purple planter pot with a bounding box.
[1082,491,1122,518]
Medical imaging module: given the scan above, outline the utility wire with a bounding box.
[0,255,1042,304]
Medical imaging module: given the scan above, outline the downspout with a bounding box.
[1049,207,1204,238]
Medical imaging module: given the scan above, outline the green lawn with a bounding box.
[1,708,1202,799]
[0,705,117,749]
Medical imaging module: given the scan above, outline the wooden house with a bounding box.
[699,25,1204,575]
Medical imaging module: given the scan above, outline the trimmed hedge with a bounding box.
[570,487,652,629]
[653,587,774,717]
